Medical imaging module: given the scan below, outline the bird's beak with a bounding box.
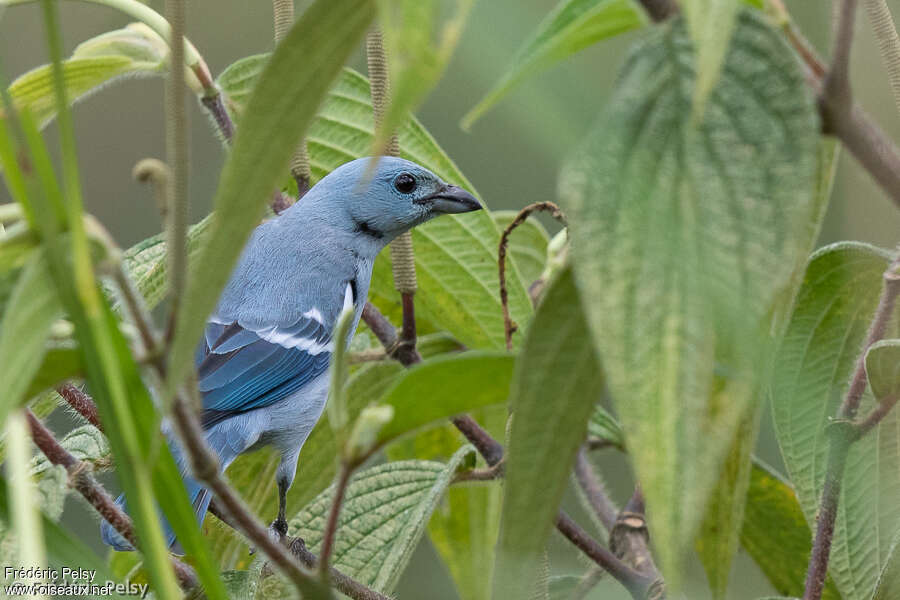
[424,185,482,214]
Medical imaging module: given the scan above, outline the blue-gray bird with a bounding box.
[101,157,481,550]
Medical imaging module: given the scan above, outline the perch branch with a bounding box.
[24,409,198,590]
[610,487,662,588]
[803,250,900,600]
[497,201,566,350]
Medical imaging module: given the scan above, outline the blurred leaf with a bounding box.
[210,362,404,569]
[5,411,47,572]
[290,448,474,593]
[741,460,840,600]
[373,0,473,154]
[25,344,83,398]
[387,405,505,600]
[548,575,581,599]
[493,267,600,599]
[771,242,900,599]
[588,404,623,448]
[559,11,820,579]
[695,406,760,600]
[220,570,258,600]
[0,250,63,424]
[167,0,375,396]
[5,56,223,600]
[35,465,67,521]
[492,210,550,285]
[5,23,167,128]
[0,479,124,595]
[218,61,533,350]
[865,339,900,402]
[462,0,646,128]
[873,529,900,600]
[374,351,515,448]
[681,0,740,116]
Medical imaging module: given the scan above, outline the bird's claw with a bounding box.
[247,519,290,556]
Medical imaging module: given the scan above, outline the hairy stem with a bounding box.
[57,383,102,430]
[574,447,617,531]
[863,0,900,114]
[25,409,198,590]
[164,0,189,343]
[366,29,419,362]
[318,463,352,576]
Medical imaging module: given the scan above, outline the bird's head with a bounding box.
[297,157,482,244]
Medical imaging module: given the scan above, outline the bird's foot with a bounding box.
[248,519,290,556]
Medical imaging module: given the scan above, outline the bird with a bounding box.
[101,156,481,551]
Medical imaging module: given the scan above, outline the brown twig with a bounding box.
[318,463,352,576]
[497,202,566,350]
[452,462,504,483]
[574,447,618,531]
[804,251,900,600]
[610,488,663,591]
[361,301,422,365]
[25,409,198,590]
[289,538,391,600]
[57,383,102,431]
[200,95,234,143]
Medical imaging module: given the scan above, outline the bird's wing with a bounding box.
[196,283,354,427]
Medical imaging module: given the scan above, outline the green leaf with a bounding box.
[25,344,83,398]
[771,242,900,599]
[290,448,475,593]
[588,404,624,449]
[695,407,760,600]
[373,0,473,154]
[873,528,900,600]
[559,10,821,579]
[374,351,515,448]
[492,267,601,599]
[209,362,404,569]
[217,61,533,350]
[387,406,505,600]
[866,339,900,402]
[0,250,63,424]
[740,460,841,600]
[548,575,582,599]
[461,0,647,128]
[681,0,740,116]
[5,23,167,129]
[492,210,550,285]
[166,0,376,395]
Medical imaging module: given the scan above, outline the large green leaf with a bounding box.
[374,351,515,448]
[289,448,474,593]
[771,242,900,599]
[492,267,600,599]
[865,339,900,402]
[166,0,376,395]
[0,250,63,424]
[5,23,168,128]
[387,406,505,600]
[559,11,820,578]
[740,461,841,600]
[461,0,647,128]
[217,60,533,350]
[681,0,740,115]
[873,529,900,600]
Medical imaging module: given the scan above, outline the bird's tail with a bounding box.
[100,475,211,554]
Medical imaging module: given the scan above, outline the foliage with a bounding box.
[1,1,899,600]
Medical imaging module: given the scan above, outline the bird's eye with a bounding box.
[393,173,416,194]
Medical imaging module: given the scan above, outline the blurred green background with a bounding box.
[2,1,899,598]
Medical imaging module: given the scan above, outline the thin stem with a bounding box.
[556,512,657,600]
[803,255,900,600]
[574,447,617,531]
[825,0,858,109]
[165,0,189,344]
[114,266,159,358]
[200,95,234,143]
[289,538,392,600]
[451,415,505,466]
[25,409,198,590]
[497,201,566,350]
[169,393,325,596]
[319,463,352,576]
[57,383,102,430]
[857,394,899,436]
